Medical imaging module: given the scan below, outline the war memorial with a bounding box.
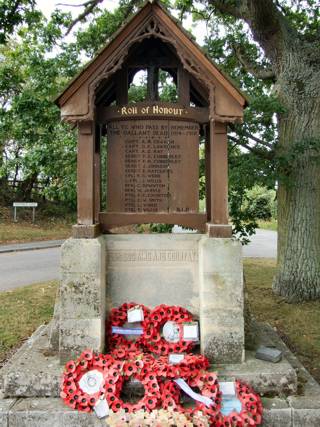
[0,1,319,425]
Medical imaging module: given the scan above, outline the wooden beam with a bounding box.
[97,103,209,124]
[77,121,95,225]
[99,212,206,231]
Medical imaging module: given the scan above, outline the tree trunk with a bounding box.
[272,48,320,301]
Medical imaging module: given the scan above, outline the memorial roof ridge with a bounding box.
[55,0,248,110]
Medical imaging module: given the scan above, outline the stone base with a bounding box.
[1,323,320,426]
[206,223,232,237]
[0,323,298,399]
[103,234,244,363]
[1,393,320,426]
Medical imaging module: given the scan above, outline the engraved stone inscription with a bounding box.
[106,118,199,213]
[108,249,198,264]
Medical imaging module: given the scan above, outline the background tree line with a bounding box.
[0,0,319,302]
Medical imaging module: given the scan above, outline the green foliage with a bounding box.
[246,185,276,221]
[149,223,174,233]
[0,0,39,44]
[0,10,80,207]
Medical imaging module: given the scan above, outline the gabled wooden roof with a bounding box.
[56,0,247,121]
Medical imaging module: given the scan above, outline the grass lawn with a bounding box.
[244,258,320,383]
[0,221,71,244]
[0,281,58,367]
[257,219,278,231]
[0,206,73,244]
[0,260,319,386]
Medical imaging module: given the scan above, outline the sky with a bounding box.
[36,0,207,45]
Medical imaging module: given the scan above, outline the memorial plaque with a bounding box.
[107,115,199,214]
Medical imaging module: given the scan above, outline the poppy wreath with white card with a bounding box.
[107,302,150,351]
[106,352,161,413]
[159,370,221,419]
[60,349,116,413]
[142,304,195,355]
[213,380,263,427]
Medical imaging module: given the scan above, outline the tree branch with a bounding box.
[232,44,275,80]
[228,135,274,160]
[229,125,275,149]
[65,0,104,35]
[208,0,296,66]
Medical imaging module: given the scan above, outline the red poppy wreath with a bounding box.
[142,304,195,355]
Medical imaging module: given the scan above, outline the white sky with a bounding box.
[36,0,207,45]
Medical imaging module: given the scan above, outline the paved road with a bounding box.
[0,229,276,291]
[242,229,277,258]
[0,247,60,291]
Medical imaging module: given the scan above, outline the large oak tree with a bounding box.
[197,0,320,302]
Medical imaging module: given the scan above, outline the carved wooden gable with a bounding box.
[55,0,247,123]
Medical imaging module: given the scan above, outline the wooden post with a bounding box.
[205,124,211,219]
[116,68,128,105]
[94,124,101,223]
[147,66,159,101]
[206,120,232,237]
[178,67,189,106]
[73,120,100,238]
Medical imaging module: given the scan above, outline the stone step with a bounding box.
[0,324,298,399]
[1,395,320,426]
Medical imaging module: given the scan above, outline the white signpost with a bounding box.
[13,202,38,223]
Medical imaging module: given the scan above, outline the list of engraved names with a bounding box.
[107,119,199,213]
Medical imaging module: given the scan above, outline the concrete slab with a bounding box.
[0,326,62,398]
[8,398,105,427]
[0,399,16,427]
[218,350,297,396]
[261,398,292,427]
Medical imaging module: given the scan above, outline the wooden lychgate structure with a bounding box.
[55,0,247,238]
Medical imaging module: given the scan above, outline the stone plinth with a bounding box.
[55,234,244,364]
[104,234,201,315]
[199,238,244,363]
[58,237,106,363]
[104,234,244,363]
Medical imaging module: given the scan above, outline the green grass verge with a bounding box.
[244,258,320,383]
[257,219,278,231]
[0,222,71,244]
[0,281,58,365]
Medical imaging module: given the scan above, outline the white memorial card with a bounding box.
[169,353,185,364]
[220,381,236,398]
[79,370,104,395]
[183,322,199,341]
[127,306,144,323]
[162,321,180,343]
[94,396,109,419]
